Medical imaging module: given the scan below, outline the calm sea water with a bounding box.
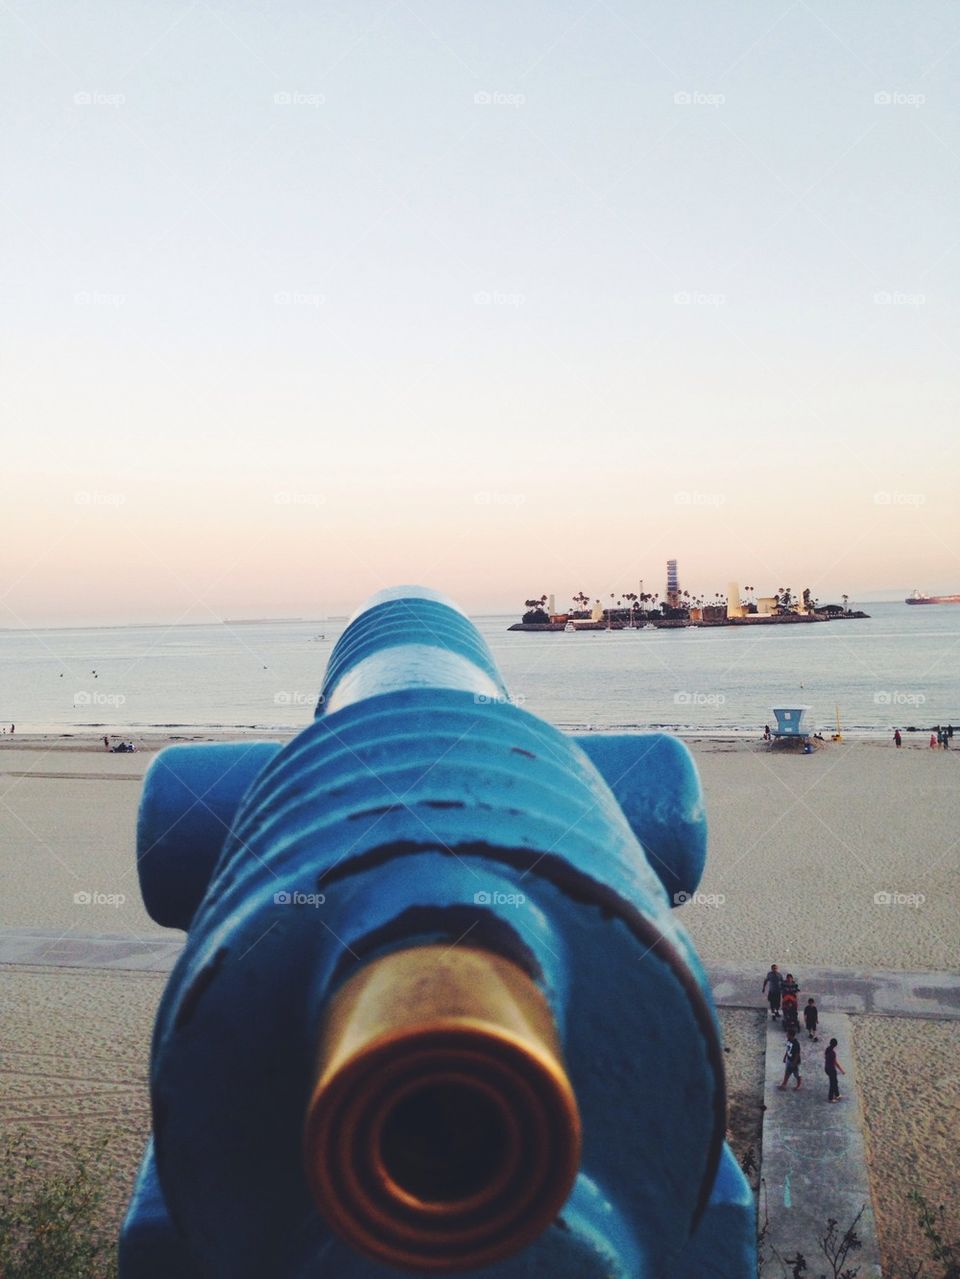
[0,602,957,736]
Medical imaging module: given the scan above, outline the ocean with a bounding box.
[0,602,957,737]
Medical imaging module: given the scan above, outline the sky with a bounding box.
[1,1,958,624]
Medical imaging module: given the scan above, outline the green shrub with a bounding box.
[0,1132,117,1279]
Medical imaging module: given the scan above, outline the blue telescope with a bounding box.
[121,586,754,1277]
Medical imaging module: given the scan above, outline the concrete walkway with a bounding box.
[1,931,959,1024]
[0,927,181,972]
[707,961,960,1020]
[759,1011,881,1276]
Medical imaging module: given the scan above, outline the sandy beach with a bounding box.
[1,732,958,1274]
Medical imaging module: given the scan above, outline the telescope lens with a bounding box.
[378,1080,509,1203]
[305,946,580,1271]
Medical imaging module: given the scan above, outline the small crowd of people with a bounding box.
[762,963,845,1103]
[103,735,136,753]
[893,725,954,748]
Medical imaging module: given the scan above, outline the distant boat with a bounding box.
[563,622,576,632]
[905,590,960,605]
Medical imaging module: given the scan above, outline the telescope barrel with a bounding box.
[121,586,755,1278]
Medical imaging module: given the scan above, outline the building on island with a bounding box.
[726,582,743,619]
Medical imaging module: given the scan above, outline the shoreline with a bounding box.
[0,726,949,753]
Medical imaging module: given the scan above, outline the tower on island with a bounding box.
[666,559,680,608]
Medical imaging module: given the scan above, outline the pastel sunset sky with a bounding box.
[2,1,957,623]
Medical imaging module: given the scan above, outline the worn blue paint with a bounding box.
[121,587,755,1278]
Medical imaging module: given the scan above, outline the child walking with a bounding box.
[804,997,819,1040]
[778,1030,802,1090]
[824,1038,845,1101]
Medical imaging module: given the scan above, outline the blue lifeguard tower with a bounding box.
[771,705,811,739]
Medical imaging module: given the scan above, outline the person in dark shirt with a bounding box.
[762,964,782,1018]
[781,973,800,1031]
[824,1038,845,1101]
[778,1030,802,1090]
[803,997,819,1040]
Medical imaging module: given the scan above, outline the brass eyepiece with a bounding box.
[304,946,580,1272]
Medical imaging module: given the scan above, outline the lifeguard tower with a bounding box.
[771,705,811,739]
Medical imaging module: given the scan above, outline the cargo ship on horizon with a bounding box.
[905,590,960,605]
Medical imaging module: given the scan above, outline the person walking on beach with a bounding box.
[762,964,782,1019]
[824,1038,845,1101]
[763,724,772,742]
[894,728,902,748]
[804,997,819,1040]
[930,730,938,749]
[778,1030,802,1090]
